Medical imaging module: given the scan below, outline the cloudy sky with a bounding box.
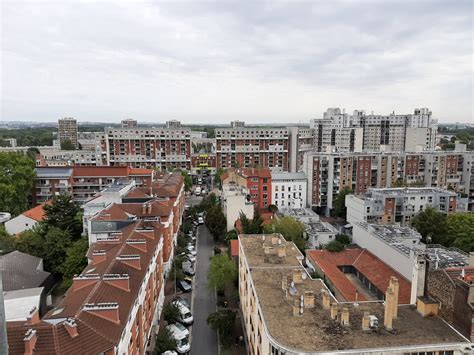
[1,1,472,124]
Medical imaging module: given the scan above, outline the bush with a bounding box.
[335,234,351,245]
[163,302,181,323]
[207,309,237,348]
[325,241,345,252]
[155,327,177,354]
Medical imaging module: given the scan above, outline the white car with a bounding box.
[172,301,194,325]
[186,245,194,252]
[187,250,197,256]
[186,254,196,263]
[166,324,190,354]
[198,216,204,224]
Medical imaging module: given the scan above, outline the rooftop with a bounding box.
[271,171,307,181]
[22,202,48,222]
[366,187,457,197]
[240,234,469,352]
[35,167,73,178]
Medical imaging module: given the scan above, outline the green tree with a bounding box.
[215,168,226,188]
[325,240,345,252]
[163,302,181,323]
[174,169,192,192]
[205,205,227,241]
[15,225,46,258]
[208,254,237,292]
[264,216,306,252]
[446,213,474,252]
[224,230,238,244]
[61,238,89,279]
[0,226,15,255]
[411,207,448,244]
[43,194,82,239]
[250,208,263,234]
[239,212,252,234]
[42,227,73,275]
[60,139,76,150]
[207,309,237,348]
[155,327,177,354]
[335,233,351,245]
[0,152,35,216]
[268,204,278,214]
[332,187,352,219]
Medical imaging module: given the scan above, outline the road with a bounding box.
[190,224,218,355]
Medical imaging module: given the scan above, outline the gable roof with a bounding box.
[307,248,411,304]
[22,203,48,222]
[0,251,51,291]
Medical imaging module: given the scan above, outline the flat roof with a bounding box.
[367,187,457,197]
[271,172,307,181]
[240,234,469,352]
[35,167,73,178]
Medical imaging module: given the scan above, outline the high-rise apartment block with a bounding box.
[121,118,138,128]
[166,120,182,129]
[58,117,78,148]
[302,150,473,215]
[310,108,437,153]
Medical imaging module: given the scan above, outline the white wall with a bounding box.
[272,180,307,209]
[223,194,254,231]
[345,195,366,224]
[5,215,38,235]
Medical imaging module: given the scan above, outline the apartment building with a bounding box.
[302,150,473,215]
[191,153,217,175]
[271,172,307,209]
[57,117,78,148]
[310,108,437,152]
[35,149,105,167]
[346,187,467,225]
[221,184,254,231]
[121,118,138,128]
[238,233,471,354]
[221,168,272,209]
[33,166,154,205]
[102,126,191,170]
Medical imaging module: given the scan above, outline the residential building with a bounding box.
[121,118,138,128]
[166,120,182,129]
[102,126,191,170]
[191,153,216,175]
[35,149,105,167]
[231,120,245,128]
[34,167,74,204]
[238,233,471,354]
[58,117,78,148]
[302,150,473,215]
[5,203,48,235]
[346,187,468,226]
[221,168,272,209]
[5,138,17,147]
[271,172,307,209]
[221,184,254,231]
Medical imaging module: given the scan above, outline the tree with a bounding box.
[239,212,252,234]
[43,194,82,239]
[0,152,35,216]
[42,227,73,275]
[250,208,263,234]
[0,226,15,255]
[61,238,89,280]
[264,216,306,252]
[207,309,236,348]
[325,240,345,252]
[224,230,238,244]
[174,169,192,192]
[163,302,181,323]
[155,327,177,354]
[411,207,448,244]
[332,187,352,219]
[60,139,75,150]
[215,168,226,188]
[205,205,226,241]
[268,204,278,215]
[15,225,46,258]
[446,213,474,252]
[335,233,351,245]
[208,254,237,292]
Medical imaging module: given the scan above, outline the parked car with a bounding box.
[186,245,195,252]
[187,250,197,256]
[177,280,192,293]
[182,262,195,276]
[185,254,196,263]
[166,324,190,354]
[198,216,204,224]
[172,296,190,309]
[172,301,194,325]
[184,276,193,285]
[162,351,178,355]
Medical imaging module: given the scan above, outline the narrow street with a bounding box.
[190,224,218,355]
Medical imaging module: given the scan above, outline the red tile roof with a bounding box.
[239,167,271,179]
[72,166,129,177]
[22,203,48,222]
[307,248,411,304]
[230,240,239,257]
[128,167,154,176]
[445,266,474,283]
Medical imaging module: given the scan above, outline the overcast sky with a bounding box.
[1,1,473,124]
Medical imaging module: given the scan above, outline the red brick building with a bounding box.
[222,168,272,209]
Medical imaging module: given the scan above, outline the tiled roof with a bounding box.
[0,251,51,291]
[35,167,73,178]
[239,167,271,178]
[22,203,48,222]
[230,240,239,257]
[128,167,153,176]
[72,166,129,177]
[307,248,411,304]
[92,200,173,221]
[444,266,474,283]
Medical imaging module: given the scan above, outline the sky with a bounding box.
[1,0,473,124]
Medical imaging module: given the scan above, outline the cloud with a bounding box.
[1,0,472,123]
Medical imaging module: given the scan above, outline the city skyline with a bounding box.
[2,1,473,124]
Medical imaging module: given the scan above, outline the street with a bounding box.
[190,224,218,355]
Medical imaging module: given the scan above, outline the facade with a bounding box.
[5,138,17,147]
[190,153,217,174]
[346,187,467,226]
[221,168,272,209]
[5,204,47,235]
[35,149,104,167]
[271,172,307,209]
[310,108,437,153]
[221,184,254,231]
[121,118,138,128]
[166,120,182,129]
[239,233,470,354]
[58,117,78,148]
[34,167,74,204]
[102,126,191,170]
[303,150,473,215]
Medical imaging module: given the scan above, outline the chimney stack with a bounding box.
[91,250,106,265]
[147,203,152,214]
[470,252,474,267]
[390,277,399,318]
[277,245,286,258]
[142,203,147,214]
[27,307,40,325]
[322,290,331,309]
[304,291,315,308]
[292,269,303,284]
[362,312,371,330]
[23,329,37,355]
[330,303,338,320]
[384,287,395,330]
[64,318,79,338]
[292,299,300,316]
[341,307,350,326]
[410,255,427,304]
[73,274,100,291]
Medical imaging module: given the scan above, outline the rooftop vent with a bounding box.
[83,303,120,324]
[64,318,79,338]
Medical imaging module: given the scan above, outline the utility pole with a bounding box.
[0,271,9,355]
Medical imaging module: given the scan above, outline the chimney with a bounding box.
[390,277,399,318]
[281,275,288,290]
[470,252,474,267]
[64,318,79,338]
[384,287,394,330]
[271,236,279,245]
[304,291,315,308]
[292,269,303,284]
[410,254,427,304]
[362,312,371,330]
[27,306,40,325]
[91,250,106,265]
[72,274,100,291]
[23,329,37,355]
[330,303,338,320]
[322,290,331,309]
[116,255,141,270]
[142,203,147,214]
[103,274,130,292]
[83,303,120,324]
[340,307,350,326]
[126,239,147,252]
[147,203,152,214]
[292,299,300,316]
[264,245,271,255]
[277,245,286,258]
